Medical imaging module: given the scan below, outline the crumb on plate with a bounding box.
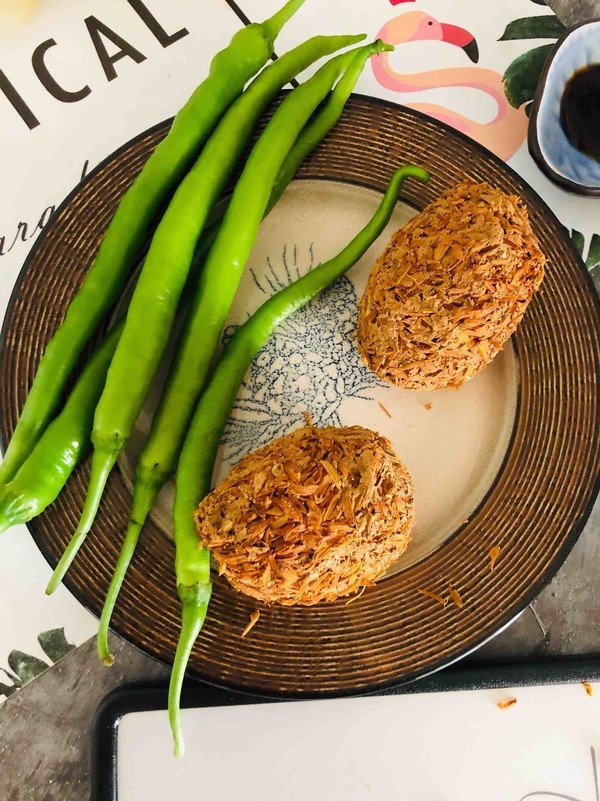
[377,401,392,418]
[488,545,501,571]
[448,585,464,609]
[345,585,367,605]
[241,610,260,638]
[417,588,448,607]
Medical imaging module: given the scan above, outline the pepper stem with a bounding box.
[267,39,393,217]
[97,480,160,665]
[263,0,307,42]
[46,449,118,595]
[168,582,212,758]
[97,518,142,665]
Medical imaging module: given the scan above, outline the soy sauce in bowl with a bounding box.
[559,64,600,162]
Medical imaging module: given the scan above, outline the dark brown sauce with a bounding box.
[559,63,600,162]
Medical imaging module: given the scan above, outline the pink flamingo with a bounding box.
[372,10,528,161]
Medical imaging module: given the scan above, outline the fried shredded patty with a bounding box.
[195,424,414,606]
[357,180,546,390]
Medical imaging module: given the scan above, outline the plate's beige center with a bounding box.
[122,180,518,572]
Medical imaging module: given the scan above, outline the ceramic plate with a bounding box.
[1,95,599,695]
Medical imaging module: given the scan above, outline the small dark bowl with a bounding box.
[529,18,600,196]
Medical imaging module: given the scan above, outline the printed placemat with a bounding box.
[0,0,596,700]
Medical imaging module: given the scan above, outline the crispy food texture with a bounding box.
[417,588,448,607]
[448,585,464,609]
[357,180,546,390]
[497,697,517,709]
[241,610,261,638]
[195,425,414,605]
[377,401,392,418]
[488,545,501,571]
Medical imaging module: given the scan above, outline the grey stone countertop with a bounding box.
[1,1,599,798]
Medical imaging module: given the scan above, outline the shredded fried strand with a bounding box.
[488,545,501,571]
[241,610,260,638]
[377,401,392,419]
[448,585,464,609]
[345,585,367,605]
[418,588,448,607]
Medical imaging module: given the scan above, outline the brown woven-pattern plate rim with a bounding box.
[1,94,599,698]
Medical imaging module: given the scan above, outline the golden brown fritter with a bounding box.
[357,180,546,390]
[195,424,414,606]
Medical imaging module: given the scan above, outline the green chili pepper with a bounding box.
[168,163,430,757]
[0,322,123,533]
[96,41,389,667]
[45,35,365,597]
[0,0,306,486]
[186,40,391,270]
[0,43,377,544]
[0,59,361,542]
[135,44,376,515]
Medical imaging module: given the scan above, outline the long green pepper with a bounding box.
[0,0,305,486]
[0,41,378,541]
[0,323,123,533]
[156,46,370,600]
[169,164,430,757]
[137,45,377,524]
[186,40,392,271]
[0,63,370,542]
[46,33,365,596]
[96,41,390,666]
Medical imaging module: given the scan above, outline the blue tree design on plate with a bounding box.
[221,243,383,463]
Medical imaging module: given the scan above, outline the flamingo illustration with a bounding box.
[372,10,528,161]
